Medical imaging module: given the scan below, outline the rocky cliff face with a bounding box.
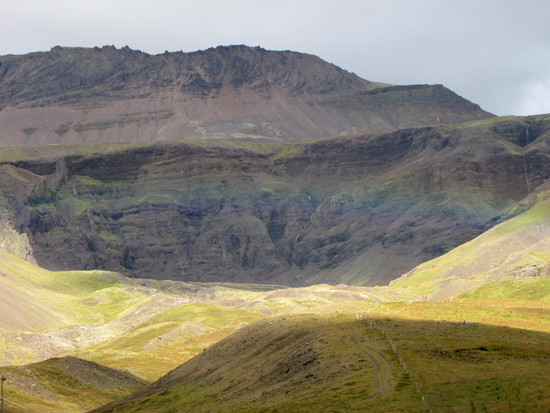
[1,114,548,286]
[0,45,493,146]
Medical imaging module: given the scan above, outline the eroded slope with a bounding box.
[1,115,549,286]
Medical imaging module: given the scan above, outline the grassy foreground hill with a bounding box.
[2,258,550,411]
[93,313,550,413]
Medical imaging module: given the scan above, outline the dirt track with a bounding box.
[337,323,393,400]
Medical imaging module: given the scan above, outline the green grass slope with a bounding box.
[0,249,125,333]
[391,183,550,300]
[0,356,146,413]
[4,229,550,413]
[0,249,266,376]
[72,304,264,381]
[93,313,550,413]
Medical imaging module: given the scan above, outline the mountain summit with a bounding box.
[0,45,492,146]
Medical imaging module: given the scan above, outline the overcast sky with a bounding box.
[2,0,549,117]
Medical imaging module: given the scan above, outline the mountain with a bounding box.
[2,43,550,411]
[0,45,492,146]
[0,45,547,287]
[0,114,549,286]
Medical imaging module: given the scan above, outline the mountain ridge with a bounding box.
[0,45,493,146]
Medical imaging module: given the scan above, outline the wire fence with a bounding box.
[356,313,432,413]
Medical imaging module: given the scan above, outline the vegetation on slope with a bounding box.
[0,249,125,333]
[391,183,550,300]
[3,176,550,411]
[0,356,146,413]
[93,313,550,413]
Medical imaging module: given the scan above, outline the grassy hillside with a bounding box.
[391,184,550,300]
[0,250,268,377]
[0,249,125,333]
[93,313,550,413]
[71,304,264,381]
[3,201,550,412]
[0,356,146,413]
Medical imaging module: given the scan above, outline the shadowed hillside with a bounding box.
[92,314,550,413]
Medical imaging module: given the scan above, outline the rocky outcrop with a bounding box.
[1,114,549,286]
[0,194,36,264]
[0,45,493,146]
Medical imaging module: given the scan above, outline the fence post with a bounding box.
[1,375,5,413]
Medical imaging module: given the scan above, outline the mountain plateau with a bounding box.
[0,45,492,146]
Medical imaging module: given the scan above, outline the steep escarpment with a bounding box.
[0,45,493,146]
[0,114,548,286]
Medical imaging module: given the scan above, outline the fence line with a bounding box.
[356,313,432,413]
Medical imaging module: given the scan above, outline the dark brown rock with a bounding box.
[1,113,548,287]
[0,45,493,146]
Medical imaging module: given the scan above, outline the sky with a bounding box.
[1,0,550,117]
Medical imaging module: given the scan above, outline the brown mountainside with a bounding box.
[0,45,492,146]
[0,115,548,286]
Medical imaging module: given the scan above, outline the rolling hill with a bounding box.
[0,356,146,413]
[92,313,550,413]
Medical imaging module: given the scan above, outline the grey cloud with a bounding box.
[1,0,550,116]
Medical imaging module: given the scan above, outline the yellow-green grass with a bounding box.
[0,250,137,332]
[0,356,147,413]
[373,317,550,412]
[76,287,143,323]
[0,250,120,297]
[94,313,550,413]
[377,298,550,334]
[391,190,550,299]
[4,245,550,411]
[72,304,264,381]
[461,277,550,302]
[489,201,550,238]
